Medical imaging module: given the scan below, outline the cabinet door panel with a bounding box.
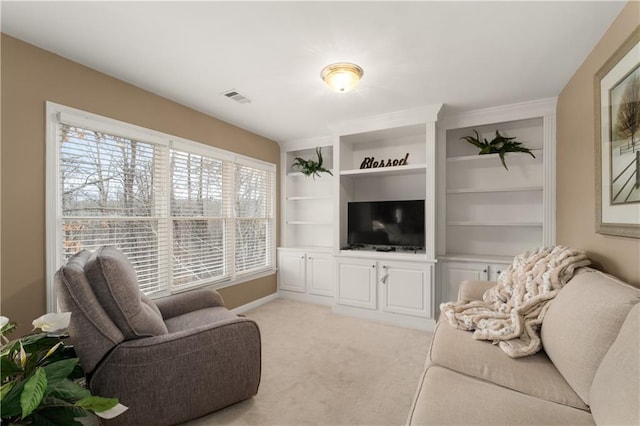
[307,254,334,297]
[488,262,510,282]
[444,263,487,303]
[382,262,431,317]
[336,259,377,310]
[278,251,306,293]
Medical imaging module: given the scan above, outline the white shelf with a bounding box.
[286,221,333,226]
[441,253,513,264]
[286,195,332,201]
[447,221,542,227]
[278,245,332,253]
[447,185,543,194]
[340,163,426,177]
[446,152,541,163]
[287,169,335,178]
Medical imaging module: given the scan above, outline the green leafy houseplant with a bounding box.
[291,147,333,179]
[461,130,536,170]
[1,314,127,425]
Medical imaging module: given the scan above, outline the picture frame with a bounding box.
[595,27,640,239]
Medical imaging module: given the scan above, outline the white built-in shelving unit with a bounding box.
[436,98,557,306]
[277,99,556,329]
[282,144,335,251]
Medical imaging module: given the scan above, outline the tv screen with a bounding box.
[347,200,425,248]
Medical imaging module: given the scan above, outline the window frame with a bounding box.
[46,102,276,312]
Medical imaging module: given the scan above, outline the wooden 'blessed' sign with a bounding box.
[360,153,409,169]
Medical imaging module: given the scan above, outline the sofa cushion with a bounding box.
[85,246,168,339]
[541,269,639,405]
[407,365,595,425]
[429,320,588,410]
[590,303,639,425]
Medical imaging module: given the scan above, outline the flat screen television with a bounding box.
[347,200,425,249]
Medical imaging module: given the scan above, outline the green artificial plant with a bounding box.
[461,129,536,170]
[291,147,333,179]
[1,313,127,425]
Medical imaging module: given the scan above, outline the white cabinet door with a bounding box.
[380,261,431,318]
[307,253,334,297]
[442,261,488,303]
[336,258,377,310]
[278,250,306,293]
[488,262,509,282]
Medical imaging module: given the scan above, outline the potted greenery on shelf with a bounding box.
[1,313,127,425]
[461,129,535,170]
[291,147,333,179]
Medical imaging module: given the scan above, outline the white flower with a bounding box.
[32,312,71,332]
[0,316,9,328]
[95,403,129,419]
[19,341,27,367]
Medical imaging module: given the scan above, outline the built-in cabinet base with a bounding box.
[277,248,436,330]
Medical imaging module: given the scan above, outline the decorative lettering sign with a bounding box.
[360,153,409,169]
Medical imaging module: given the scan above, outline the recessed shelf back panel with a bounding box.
[286,198,333,223]
[446,154,543,190]
[286,145,334,172]
[286,223,333,249]
[349,173,426,202]
[446,225,543,257]
[446,117,543,158]
[286,173,334,198]
[447,191,543,223]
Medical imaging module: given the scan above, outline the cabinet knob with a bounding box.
[483,269,487,273]
[301,256,305,259]
[308,257,313,260]
[497,270,501,275]
[372,265,376,268]
[382,265,387,269]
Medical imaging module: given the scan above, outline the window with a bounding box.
[46,103,275,309]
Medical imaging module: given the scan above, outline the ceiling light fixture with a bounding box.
[321,62,364,93]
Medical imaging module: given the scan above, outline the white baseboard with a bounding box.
[277,290,334,306]
[232,292,279,314]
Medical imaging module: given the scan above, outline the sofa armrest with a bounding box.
[154,288,225,320]
[457,280,496,302]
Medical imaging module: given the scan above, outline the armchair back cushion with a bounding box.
[85,246,168,340]
[55,250,125,373]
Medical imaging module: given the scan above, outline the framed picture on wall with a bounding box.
[595,27,640,239]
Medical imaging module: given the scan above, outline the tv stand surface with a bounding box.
[375,246,396,252]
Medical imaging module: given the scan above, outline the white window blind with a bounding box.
[59,124,170,294]
[234,163,274,274]
[48,103,276,303]
[170,149,231,289]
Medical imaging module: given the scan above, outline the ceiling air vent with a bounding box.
[222,89,252,104]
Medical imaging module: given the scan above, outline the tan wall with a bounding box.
[557,2,640,287]
[1,34,280,335]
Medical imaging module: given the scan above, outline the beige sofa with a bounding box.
[407,268,639,425]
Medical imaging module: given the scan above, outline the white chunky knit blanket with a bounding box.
[440,246,591,358]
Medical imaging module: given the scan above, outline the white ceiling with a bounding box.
[1,1,627,143]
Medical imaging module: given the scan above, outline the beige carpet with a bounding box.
[185,298,432,426]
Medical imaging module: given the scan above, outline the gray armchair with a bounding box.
[55,246,261,425]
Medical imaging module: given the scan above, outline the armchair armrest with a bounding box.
[457,280,496,303]
[154,288,225,320]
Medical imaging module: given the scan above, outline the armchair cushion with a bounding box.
[85,246,168,339]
